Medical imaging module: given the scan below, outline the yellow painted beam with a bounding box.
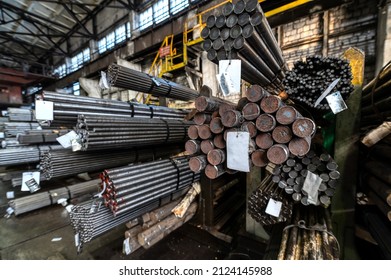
[265,0,313,17]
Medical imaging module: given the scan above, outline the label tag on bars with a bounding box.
[74,233,80,247]
[226,131,250,172]
[6,191,14,199]
[123,238,131,255]
[218,60,241,96]
[99,71,109,89]
[265,198,282,218]
[21,171,40,193]
[35,100,53,121]
[56,130,78,148]
[302,171,322,205]
[326,91,347,114]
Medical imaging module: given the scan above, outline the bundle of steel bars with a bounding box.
[186,85,315,179]
[37,91,189,126]
[0,145,63,166]
[3,122,40,137]
[278,205,339,260]
[283,56,354,111]
[17,129,69,144]
[201,0,285,91]
[69,186,190,251]
[8,179,100,216]
[100,157,200,216]
[76,115,190,151]
[269,149,339,207]
[5,107,36,122]
[107,64,200,101]
[248,173,293,225]
[39,145,183,181]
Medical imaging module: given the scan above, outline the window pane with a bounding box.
[154,0,169,24]
[170,0,189,15]
[83,48,90,62]
[106,31,115,49]
[115,24,126,43]
[139,7,153,30]
[98,37,107,54]
[126,22,131,38]
[73,82,80,96]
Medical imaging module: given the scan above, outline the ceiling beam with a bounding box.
[62,3,92,37]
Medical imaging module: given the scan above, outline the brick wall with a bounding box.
[279,0,378,82]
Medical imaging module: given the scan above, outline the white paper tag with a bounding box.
[56,130,78,148]
[35,100,54,121]
[6,191,15,199]
[74,233,80,247]
[0,132,4,139]
[57,198,68,206]
[66,204,74,213]
[6,207,14,215]
[302,171,322,205]
[71,139,82,151]
[218,60,241,96]
[326,91,347,114]
[227,131,250,172]
[21,172,40,192]
[99,71,110,89]
[51,237,62,242]
[265,198,282,218]
[123,238,131,255]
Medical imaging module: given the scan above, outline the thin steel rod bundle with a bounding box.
[17,129,70,144]
[4,107,36,122]
[39,145,183,181]
[277,205,339,260]
[248,173,293,225]
[107,64,199,101]
[100,156,200,216]
[283,56,354,111]
[0,145,63,166]
[38,91,189,126]
[270,149,339,207]
[76,115,191,151]
[201,0,286,91]
[69,187,190,252]
[9,179,99,215]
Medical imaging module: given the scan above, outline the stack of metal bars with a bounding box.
[76,115,190,151]
[38,91,189,126]
[100,157,200,216]
[39,145,183,181]
[201,0,286,91]
[107,64,200,101]
[9,179,100,216]
[69,187,190,251]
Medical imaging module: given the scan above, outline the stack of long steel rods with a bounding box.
[186,85,315,179]
[283,56,354,111]
[100,157,200,216]
[248,173,293,225]
[8,179,100,216]
[2,122,40,137]
[38,91,189,126]
[107,64,200,101]
[17,129,69,144]
[278,205,339,260]
[76,115,190,151]
[270,149,340,207]
[201,0,285,91]
[39,145,182,181]
[5,107,36,122]
[0,145,63,166]
[69,184,190,251]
